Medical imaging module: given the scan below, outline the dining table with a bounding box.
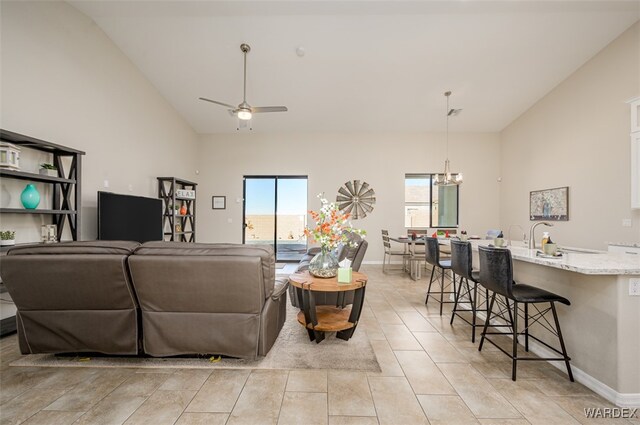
[389,236,426,280]
[389,236,454,280]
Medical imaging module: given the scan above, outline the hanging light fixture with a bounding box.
[434,91,463,186]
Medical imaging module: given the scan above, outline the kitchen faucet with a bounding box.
[507,224,526,247]
[528,221,553,249]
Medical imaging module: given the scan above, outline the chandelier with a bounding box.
[433,91,463,186]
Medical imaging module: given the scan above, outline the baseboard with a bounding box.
[458,305,640,408]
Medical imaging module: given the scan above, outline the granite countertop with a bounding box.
[441,239,640,275]
[608,242,640,248]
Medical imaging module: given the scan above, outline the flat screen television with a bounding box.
[98,191,163,243]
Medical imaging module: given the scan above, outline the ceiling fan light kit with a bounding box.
[199,43,288,127]
[434,91,463,187]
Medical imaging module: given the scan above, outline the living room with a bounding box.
[0,1,639,424]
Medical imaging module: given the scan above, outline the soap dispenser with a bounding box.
[541,232,550,251]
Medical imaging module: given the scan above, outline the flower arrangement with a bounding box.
[304,194,366,253]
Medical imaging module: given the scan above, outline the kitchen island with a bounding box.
[444,239,640,407]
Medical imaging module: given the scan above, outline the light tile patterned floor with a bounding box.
[0,265,634,425]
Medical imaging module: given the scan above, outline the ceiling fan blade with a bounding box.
[199,97,237,109]
[251,106,288,113]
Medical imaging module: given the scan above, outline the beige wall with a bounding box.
[196,132,501,262]
[500,22,640,250]
[0,1,199,242]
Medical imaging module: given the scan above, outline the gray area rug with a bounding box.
[11,306,380,372]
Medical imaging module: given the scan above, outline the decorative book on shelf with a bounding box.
[158,177,197,242]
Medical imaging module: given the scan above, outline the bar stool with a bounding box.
[449,240,489,343]
[477,246,574,382]
[425,237,457,315]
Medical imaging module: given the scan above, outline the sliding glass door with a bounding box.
[243,176,308,262]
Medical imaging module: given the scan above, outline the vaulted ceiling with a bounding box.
[71,1,639,134]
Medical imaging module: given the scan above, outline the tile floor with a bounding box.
[0,265,635,425]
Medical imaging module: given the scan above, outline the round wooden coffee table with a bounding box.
[289,271,368,343]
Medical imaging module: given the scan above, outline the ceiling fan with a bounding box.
[199,43,288,125]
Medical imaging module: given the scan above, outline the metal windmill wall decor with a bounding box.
[336,180,376,220]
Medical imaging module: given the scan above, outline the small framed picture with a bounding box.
[212,196,226,210]
[529,186,569,221]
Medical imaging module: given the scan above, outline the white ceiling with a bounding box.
[70,1,639,134]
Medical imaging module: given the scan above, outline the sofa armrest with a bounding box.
[272,278,289,300]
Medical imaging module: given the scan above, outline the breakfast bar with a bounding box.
[450,240,640,406]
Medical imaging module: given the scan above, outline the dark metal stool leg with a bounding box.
[551,302,574,382]
[505,297,515,338]
[479,292,496,351]
[471,279,478,343]
[524,303,529,352]
[449,273,462,325]
[425,266,435,304]
[512,300,518,381]
[439,267,445,315]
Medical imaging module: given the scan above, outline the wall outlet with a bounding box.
[227,218,233,224]
[103,179,109,188]
[630,278,640,296]
[622,219,632,227]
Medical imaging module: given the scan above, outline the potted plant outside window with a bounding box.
[39,163,58,177]
[1,230,16,246]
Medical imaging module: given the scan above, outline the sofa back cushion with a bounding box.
[129,242,275,312]
[3,241,140,310]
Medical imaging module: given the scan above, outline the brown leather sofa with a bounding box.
[128,242,287,358]
[1,241,288,359]
[1,241,141,355]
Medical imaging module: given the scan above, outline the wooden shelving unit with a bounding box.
[158,177,197,242]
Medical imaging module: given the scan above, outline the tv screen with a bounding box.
[98,192,162,243]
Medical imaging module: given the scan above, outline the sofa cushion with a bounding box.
[7,240,140,256]
[134,242,275,298]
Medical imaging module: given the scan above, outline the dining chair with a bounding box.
[381,230,409,273]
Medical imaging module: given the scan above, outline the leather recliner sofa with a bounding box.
[128,242,287,358]
[1,241,141,355]
[1,241,288,359]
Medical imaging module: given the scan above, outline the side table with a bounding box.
[289,271,367,344]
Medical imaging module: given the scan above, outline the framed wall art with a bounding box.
[212,196,226,210]
[530,186,569,221]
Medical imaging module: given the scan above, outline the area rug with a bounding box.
[11,307,380,372]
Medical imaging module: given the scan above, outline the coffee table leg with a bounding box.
[337,285,367,341]
[302,287,326,343]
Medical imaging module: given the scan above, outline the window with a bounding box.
[404,174,459,228]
